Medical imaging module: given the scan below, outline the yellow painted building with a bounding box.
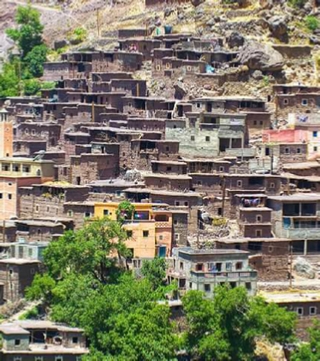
[94,202,173,258]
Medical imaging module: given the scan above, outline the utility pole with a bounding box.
[221,175,226,218]
[289,243,293,289]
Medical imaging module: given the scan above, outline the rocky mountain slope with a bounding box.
[0,0,319,96]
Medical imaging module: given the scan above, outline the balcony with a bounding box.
[190,270,257,283]
[155,221,171,228]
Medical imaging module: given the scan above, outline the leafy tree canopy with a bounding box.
[292,320,320,361]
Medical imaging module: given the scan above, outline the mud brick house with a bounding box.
[216,238,290,281]
[123,96,167,117]
[143,174,192,191]
[151,160,188,174]
[63,201,95,229]
[119,38,161,61]
[168,247,257,297]
[0,258,41,302]
[13,140,48,157]
[165,112,247,158]
[88,179,145,195]
[0,320,89,361]
[19,183,89,220]
[261,291,320,340]
[238,206,273,238]
[126,118,166,134]
[268,193,320,255]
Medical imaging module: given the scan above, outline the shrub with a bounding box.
[288,0,308,9]
[305,16,320,31]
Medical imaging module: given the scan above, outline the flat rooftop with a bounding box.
[177,247,248,255]
[268,193,320,202]
[260,290,320,303]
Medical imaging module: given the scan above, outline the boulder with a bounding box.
[54,39,68,50]
[227,31,245,48]
[268,16,287,38]
[237,41,284,71]
[191,0,205,6]
[251,70,263,80]
[310,35,320,45]
[294,257,315,279]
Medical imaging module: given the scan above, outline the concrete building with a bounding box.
[0,320,89,361]
[167,247,257,298]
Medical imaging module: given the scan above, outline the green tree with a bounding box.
[292,320,320,361]
[182,286,296,361]
[24,44,48,77]
[305,16,320,32]
[116,200,135,223]
[6,5,44,56]
[141,257,167,290]
[43,217,130,283]
[23,78,41,96]
[0,61,20,97]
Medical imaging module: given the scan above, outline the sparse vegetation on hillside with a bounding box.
[305,15,320,32]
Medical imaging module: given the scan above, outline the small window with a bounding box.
[237,180,242,187]
[46,206,50,212]
[270,182,275,188]
[167,166,172,171]
[184,201,189,206]
[205,136,210,142]
[143,230,149,237]
[226,262,232,271]
[296,148,301,154]
[310,306,317,315]
[0,194,2,199]
[314,146,318,152]
[283,98,289,105]
[204,284,211,292]
[256,229,262,237]
[268,245,274,253]
[236,262,243,270]
[15,339,21,346]
[285,148,289,154]
[197,180,202,185]
[103,209,109,216]
[302,99,308,106]
[189,282,192,289]
[297,307,304,316]
[180,261,184,270]
[127,230,133,237]
[313,131,318,138]
[253,120,257,125]
[35,357,44,361]
[68,210,73,217]
[72,337,78,344]
[8,194,12,200]
[259,120,263,125]
[175,201,180,206]
[219,166,224,172]
[256,215,262,222]
[174,219,178,225]
[85,212,91,218]
[159,235,163,241]
[197,103,201,108]
[245,282,252,291]
[13,358,22,361]
[175,233,180,241]
[191,135,195,141]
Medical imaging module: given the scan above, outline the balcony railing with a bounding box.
[190,270,257,282]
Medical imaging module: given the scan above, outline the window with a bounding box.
[313,131,318,138]
[72,337,78,343]
[236,262,243,270]
[2,163,10,171]
[175,233,180,241]
[8,182,12,186]
[175,201,180,206]
[180,262,184,270]
[197,103,201,108]
[256,229,262,237]
[196,263,203,271]
[259,120,263,125]
[268,245,274,253]
[184,201,189,206]
[0,193,2,199]
[13,358,22,361]
[8,194,12,200]
[256,215,262,222]
[296,148,301,154]
[13,165,20,172]
[205,136,210,142]
[302,99,308,106]
[297,307,304,316]
[283,98,288,105]
[85,212,91,218]
[314,146,318,152]
[189,282,192,289]
[67,210,73,217]
[15,339,21,346]
[226,262,232,271]
[204,284,211,292]
[22,165,30,173]
[190,135,195,141]
[167,166,172,171]
[35,205,39,213]
[310,306,317,315]
[245,282,252,291]
[35,357,44,361]
[219,166,224,172]
[127,230,133,237]
[285,148,289,154]
[237,180,242,187]
[159,235,163,241]
[270,182,275,188]
[253,120,257,125]
[143,230,149,237]
[103,209,109,216]
[174,219,178,225]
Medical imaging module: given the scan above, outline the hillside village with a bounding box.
[1,0,320,360]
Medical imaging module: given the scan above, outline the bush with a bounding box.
[305,16,320,31]
[288,0,308,8]
[71,27,87,43]
[23,79,41,96]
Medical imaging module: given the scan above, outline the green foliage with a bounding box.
[292,320,320,361]
[24,44,48,77]
[6,5,44,56]
[43,217,130,283]
[23,78,41,96]
[182,286,297,361]
[18,306,39,320]
[116,201,135,223]
[26,273,56,305]
[305,16,320,32]
[71,27,87,43]
[0,61,20,97]
[41,81,57,90]
[288,0,308,8]
[141,257,167,290]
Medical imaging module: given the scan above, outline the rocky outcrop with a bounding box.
[268,16,287,39]
[237,41,284,71]
[227,31,245,48]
